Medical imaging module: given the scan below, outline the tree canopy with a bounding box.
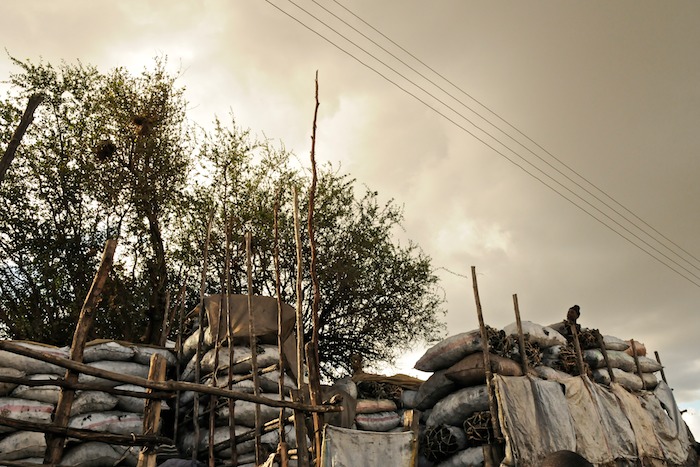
[0,57,445,377]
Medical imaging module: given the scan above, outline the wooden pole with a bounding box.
[629,339,646,390]
[225,217,238,467]
[511,294,529,375]
[594,330,616,383]
[245,231,263,464]
[306,72,324,467]
[274,193,289,467]
[654,351,668,384]
[568,322,586,377]
[470,266,501,440]
[137,353,168,467]
[0,93,44,183]
[44,238,117,464]
[193,208,215,462]
[292,186,310,467]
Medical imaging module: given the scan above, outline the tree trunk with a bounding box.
[0,93,44,183]
[142,209,168,343]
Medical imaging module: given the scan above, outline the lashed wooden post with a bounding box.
[512,294,529,375]
[44,238,117,464]
[137,353,167,467]
[470,266,501,440]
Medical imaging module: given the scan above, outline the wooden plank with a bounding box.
[569,322,586,377]
[137,353,168,467]
[629,339,646,390]
[44,238,117,465]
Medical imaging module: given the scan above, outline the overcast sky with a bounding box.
[2,0,699,433]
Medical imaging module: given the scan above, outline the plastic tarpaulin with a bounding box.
[321,425,414,467]
[494,375,576,466]
[611,382,666,464]
[644,382,691,465]
[496,375,692,466]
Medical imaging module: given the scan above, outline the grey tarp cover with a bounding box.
[494,375,692,466]
[495,375,576,466]
[321,425,414,467]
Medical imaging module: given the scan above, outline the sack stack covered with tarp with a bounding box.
[0,339,176,465]
[407,318,695,467]
[329,373,423,434]
[175,295,304,467]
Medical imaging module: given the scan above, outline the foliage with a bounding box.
[0,57,444,375]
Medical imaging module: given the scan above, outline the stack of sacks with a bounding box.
[177,332,302,465]
[0,340,176,465]
[406,329,526,467]
[533,325,663,391]
[583,338,661,391]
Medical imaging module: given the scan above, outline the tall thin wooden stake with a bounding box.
[292,186,310,467]
[0,93,44,183]
[569,323,586,377]
[274,193,289,466]
[594,329,616,383]
[137,353,167,467]
[246,231,263,464]
[470,266,501,441]
[44,238,117,464]
[225,217,238,466]
[654,351,668,384]
[193,208,216,462]
[306,71,323,467]
[511,294,529,375]
[629,339,646,390]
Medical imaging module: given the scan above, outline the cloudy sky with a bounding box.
[2,0,699,433]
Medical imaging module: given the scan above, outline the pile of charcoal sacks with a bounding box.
[0,339,176,465]
[401,320,663,467]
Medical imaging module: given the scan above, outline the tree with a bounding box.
[0,57,192,344]
[173,121,445,377]
[0,57,445,375]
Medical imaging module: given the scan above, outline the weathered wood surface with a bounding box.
[137,354,168,467]
[45,238,117,464]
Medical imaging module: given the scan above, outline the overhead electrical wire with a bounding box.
[328,0,700,272]
[264,0,700,288]
[322,0,700,274]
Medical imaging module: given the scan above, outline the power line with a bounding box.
[329,0,700,271]
[264,0,700,288]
